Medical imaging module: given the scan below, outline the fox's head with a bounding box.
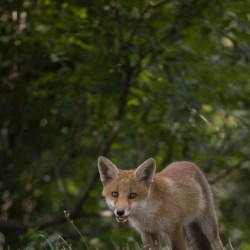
[97,156,156,223]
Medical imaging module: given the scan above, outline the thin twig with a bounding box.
[64,211,89,250]
[58,234,72,250]
[39,234,53,250]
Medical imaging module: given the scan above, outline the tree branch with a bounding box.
[69,67,133,217]
[210,159,246,185]
[128,0,171,45]
[113,0,124,45]
[0,212,99,232]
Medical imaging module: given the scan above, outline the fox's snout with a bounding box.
[114,206,131,216]
[116,209,125,216]
[114,207,131,223]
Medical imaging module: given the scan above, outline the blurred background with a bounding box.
[1,0,250,249]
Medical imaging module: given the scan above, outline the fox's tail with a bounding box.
[187,222,212,250]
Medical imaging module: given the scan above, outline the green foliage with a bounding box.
[1,0,250,249]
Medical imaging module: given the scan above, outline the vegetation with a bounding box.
[1,0,250,249]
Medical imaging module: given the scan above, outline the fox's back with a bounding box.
[153,162,212,220]
[159,161,212,196]
[159,161,203,181]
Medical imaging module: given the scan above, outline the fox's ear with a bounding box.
[98,156,118,185]
[135,158,156,184]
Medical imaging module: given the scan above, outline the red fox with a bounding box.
[98,156,224,250]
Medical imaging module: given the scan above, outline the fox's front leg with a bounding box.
[161,224,185,250]
[169,224,185,250]
[140,231,159,250]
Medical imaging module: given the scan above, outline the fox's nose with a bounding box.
[116,210,125,216]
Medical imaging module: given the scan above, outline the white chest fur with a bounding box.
[128,199,170,233]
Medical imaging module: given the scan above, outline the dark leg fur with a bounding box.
[187,222,212,250]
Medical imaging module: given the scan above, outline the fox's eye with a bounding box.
[112,191,118,197]
[129,193,137,199]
